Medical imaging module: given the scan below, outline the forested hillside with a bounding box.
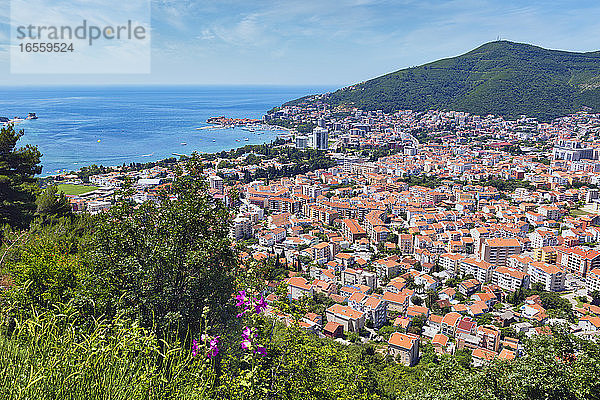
[286,41,600,121]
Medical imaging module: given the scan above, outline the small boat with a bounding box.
[181,142,187,145]
[212,139,216,142]
[236,139,240,142]
[27,113,38,120]
[244,138,249,141]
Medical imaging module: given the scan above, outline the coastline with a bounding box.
[0,85,329,177]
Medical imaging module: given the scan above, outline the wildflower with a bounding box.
[192,338,199,357]
[254,346,267,357]
[242,326,253,340]
[207,336,220,358]
[235,290,248,307]
[241,339,252,350]
[254,296,267,314]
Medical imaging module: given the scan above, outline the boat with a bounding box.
[26,113,38,120]
[212,139,216,142]
[244,138,249,141]
[181,142,187,145]
[236,139,240,142]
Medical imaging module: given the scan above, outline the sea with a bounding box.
[0,86,333,176]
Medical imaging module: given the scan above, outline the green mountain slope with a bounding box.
[288,41,600,121]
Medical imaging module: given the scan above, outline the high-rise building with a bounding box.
[312,127,329,150]
[296,135,308,149]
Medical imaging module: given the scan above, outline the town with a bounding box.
[49,100,600,367]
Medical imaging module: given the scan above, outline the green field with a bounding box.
[56,184,99,196]
[570,209,592,217]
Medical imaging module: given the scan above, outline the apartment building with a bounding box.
[341,267,378,291]
[492,266,530,292]
[341,218,367,243]
[557,247,600,277]
[530,229,558,249]
[480,238,522,267]
[528,262,565,292]
[459,258,494,283]
[586,268,600,294]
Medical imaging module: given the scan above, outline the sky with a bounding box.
[1,0,600,86]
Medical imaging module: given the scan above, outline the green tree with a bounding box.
[4,235,80,316]
[35,186,72,220]
[79,170,237,339]
[0,124,42,229]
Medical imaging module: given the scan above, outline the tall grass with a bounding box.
[0,306,215,400]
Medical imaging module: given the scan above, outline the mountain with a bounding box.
[286,41,600,121]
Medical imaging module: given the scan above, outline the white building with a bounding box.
[311,127,329,151]
[296,136,308,149]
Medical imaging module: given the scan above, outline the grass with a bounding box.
[0,307,215,399]
[56,184,99,196]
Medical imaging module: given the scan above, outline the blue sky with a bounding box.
[2,0,600,86]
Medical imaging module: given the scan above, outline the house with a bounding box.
[477,325,501,352]
[455,316,477,336]
[325,304,365,333]
[349,293,388,328]
[287,276,315,300]
[578,316,600,332]
[341,268,378,291]
[323,321,344,338]
[472,348,498,367]
[458,278,482,296]
[431,333,450,354]
[388,332,420,366]
[440,312,462,336]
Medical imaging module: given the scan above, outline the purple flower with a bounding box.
[242,326,253,340]
[241,339,252,350]
[208,346,219,358]
[191,339,199,357]
[235,290,248,307]
[254,346,267,357]
[207,336,220,358]
[254,297,267,314]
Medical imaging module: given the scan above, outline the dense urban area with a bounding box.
[42,98,600,372]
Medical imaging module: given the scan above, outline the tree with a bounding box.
[0,124,42,229]
[35,186,72,220]
[79,168,237,339]
[4,233,80,316]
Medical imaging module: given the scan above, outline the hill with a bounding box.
[286,41,600,121]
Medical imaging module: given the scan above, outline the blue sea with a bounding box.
[0,86,332,176]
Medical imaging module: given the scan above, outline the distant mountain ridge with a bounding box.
[286,41,600,121]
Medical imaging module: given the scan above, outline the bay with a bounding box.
[0,85,331,176]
